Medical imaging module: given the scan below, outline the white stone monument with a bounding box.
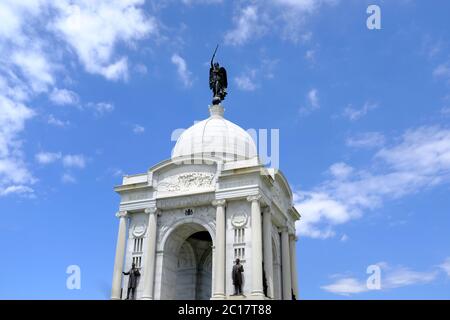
[111,104,300,300]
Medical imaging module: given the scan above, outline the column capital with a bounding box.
[262,206,272,214]
[280,226,289,233]
[247,194,261,203]
[115,210,128,218]
[290,234,298,241]
[144,207,158,215]
[212,199,226,207]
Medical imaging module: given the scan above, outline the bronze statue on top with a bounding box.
[209,45,228,105]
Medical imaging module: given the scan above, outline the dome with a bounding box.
[172,105,257,161]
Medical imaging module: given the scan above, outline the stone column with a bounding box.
[262,207,274,298]
[212,200,226,299]
[247,195,264,298]
[141,207,158,300]
[281,228,292,300]
[290,235,299,298]
[111,210,128,300]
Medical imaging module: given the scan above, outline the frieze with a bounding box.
[157,172,215,193]
[157,193,215,209]
[122,191,151,202]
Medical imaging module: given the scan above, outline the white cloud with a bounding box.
[346,132,385,148]
[224,1,337,45]
[51,0,157,81]
[439,258,450,277]
[441,106,450,116]
[322,262,439,296]
[299,89,320,115]
[86,102,114,116]
[49,88,79,106]
[35,152,62,164]
[11,49,55,93]
[61,173,76,184]
[171,54,193,88]
[235,70,257,91]
[0,94,35,196]
[133,124,145,134]
[0,1,156,197]
[305,49,315,62]
[383,266,437,289]
[343,102,378,121]
[0,185,34,197]
[224,5,263,46]
[321,277,368,295]
[47,114,70,127]
[329,162,353,179]
[234,57,278,91]
[295,126,450,239]
[134,63,148,75]
[182,0,223,5]
[62,154,86,169]
[376,126,450,177]
[433,62,450,79]
[308,89,319,108]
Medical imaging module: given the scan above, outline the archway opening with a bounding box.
[160,223,213,300]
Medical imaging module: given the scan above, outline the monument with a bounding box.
[110,48,300,300]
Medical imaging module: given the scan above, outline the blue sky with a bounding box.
[1,0,450,299]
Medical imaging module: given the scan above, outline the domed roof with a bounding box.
[172,105,257,161]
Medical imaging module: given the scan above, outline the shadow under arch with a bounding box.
[159,220,214,300]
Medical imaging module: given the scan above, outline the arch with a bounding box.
[159,221,214,300]
[271,229,282,300]
[158,216,215,252]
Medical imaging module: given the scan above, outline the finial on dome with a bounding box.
[209,104,224,118]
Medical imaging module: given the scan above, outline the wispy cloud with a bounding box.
[346,132,385,148]
[299,89,320,116]
[322,261,441,296]
[235,69,257,91]
[62,154,86,169]
[47,114,70,127]
[295,126,450,239]
[433,62,450,79]
[50,1,157,81]
[49,88,79,106]
[0,0,155,197]
[0,94,35,197]
[35,152,62,165]
[36,151,87,169]
[171,54,193,88]
[86,102,114,116]
[234,56,278,91]
[439,258,450,277]
[133,124,145,134]
[224,1,338,45]
[224,5,263,46]
[61,173,76,184]
[343,102,378,121]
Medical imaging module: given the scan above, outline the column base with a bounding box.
[211,294,226,300]
[250,291,266,300]
[140,296,153,300]
[227,294,271,300]
[111,297,121,301]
